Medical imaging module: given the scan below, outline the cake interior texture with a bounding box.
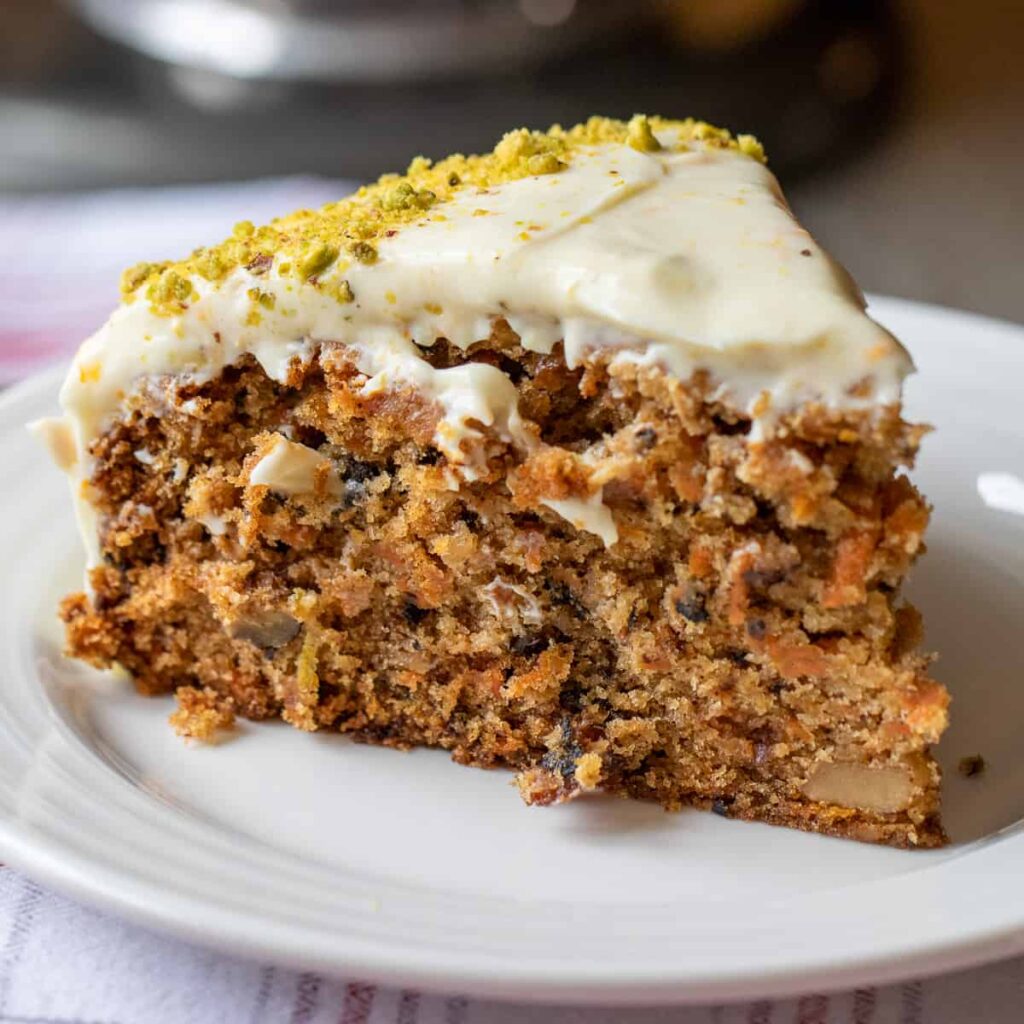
[49,116,948,848]
[61,322,947,848]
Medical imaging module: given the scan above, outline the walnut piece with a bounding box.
[802,762,914,814]
[228,609,301,649]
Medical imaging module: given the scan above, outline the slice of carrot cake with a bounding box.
[37,115,948,847]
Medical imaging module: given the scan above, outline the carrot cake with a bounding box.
[35,115,948,847]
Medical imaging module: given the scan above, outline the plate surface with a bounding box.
[2,297,1024,1005]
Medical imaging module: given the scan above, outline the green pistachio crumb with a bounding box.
[323,279,354,304]
[245,252,273,274]
[626,114,662,153]
[146,270,195,313]
[381,182,437,212]
[247,287,276,310]
[295,243,339,280]
[350,241,378,265]
[737,134,766,162]
[526,152,566,175]
[193,249,231,282]
[120,261,162,298]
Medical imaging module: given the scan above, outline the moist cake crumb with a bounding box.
[169,686,236,742]
[44,115,948,847]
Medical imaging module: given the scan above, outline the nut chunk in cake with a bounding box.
[36,115,947,847]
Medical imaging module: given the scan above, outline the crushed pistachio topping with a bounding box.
[322,278,355,304]
[146,270,195,316]
[526,152,567,175]
[120,116,765,315]
[295,242,340,281]
[626,114,662,153]
[350,241,378,265]
[246,252,273,275]
[120,261,168,299]
[247,287,276,311]
[380,181,437,212]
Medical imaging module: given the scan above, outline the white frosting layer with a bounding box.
[52,133,910,559]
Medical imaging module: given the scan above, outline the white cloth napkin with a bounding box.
[1,182,1020,1022]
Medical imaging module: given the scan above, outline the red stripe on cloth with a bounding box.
[339,982,376,1024]
[289,972,323,1024]
[900,981,924,1024]
[796,994,829,1024]
[852,987,877,1023]
[747,1001,773,1024]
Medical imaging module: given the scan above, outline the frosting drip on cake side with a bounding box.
[48,121,912,558]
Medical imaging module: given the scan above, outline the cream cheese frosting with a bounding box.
[44,117,911,559]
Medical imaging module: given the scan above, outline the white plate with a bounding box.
[2,296,1023,1006]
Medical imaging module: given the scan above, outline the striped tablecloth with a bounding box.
[0,181,1019,1023]
[2,865,1022,1024]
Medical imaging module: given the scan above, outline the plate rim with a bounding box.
[4,820,1024,1007]
[3,297,1024,1006]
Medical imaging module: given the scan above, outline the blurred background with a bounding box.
[1,0,1022,377]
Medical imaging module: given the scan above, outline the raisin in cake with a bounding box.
[36,116,948,847]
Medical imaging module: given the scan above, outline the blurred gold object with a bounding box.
[819,34,883,101]
[655,0,802,51]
